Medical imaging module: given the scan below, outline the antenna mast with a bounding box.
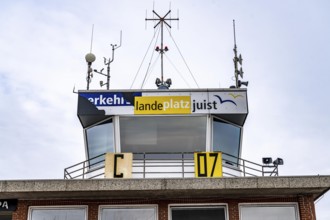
[146,10,179,89]
[232,20,248,88]
[85,25,96,90]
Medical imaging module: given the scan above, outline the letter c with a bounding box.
[114,154,124,178]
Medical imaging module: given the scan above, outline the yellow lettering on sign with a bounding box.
[194,152,222,177]
[134,96,191,114]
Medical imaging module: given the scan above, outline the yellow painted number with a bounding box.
[194,152,222,177]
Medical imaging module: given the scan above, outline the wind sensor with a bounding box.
[94,31,122,90]
[145,10,179,89]
[231,20,248,89]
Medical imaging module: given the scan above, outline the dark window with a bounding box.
[0,214,11,220]
[85,119,114,164]
[213,118,241,165]
[171,206,226,220]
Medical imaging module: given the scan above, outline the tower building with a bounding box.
[0,10,329,220]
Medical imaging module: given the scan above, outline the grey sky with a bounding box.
[0,0,329,219]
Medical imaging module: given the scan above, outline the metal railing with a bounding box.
[64,152,279,179]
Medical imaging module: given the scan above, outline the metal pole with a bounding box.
[233,20,239,88]
[87,63,91,90]
[160,21,164,83]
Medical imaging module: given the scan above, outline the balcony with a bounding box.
[64,152,280,179]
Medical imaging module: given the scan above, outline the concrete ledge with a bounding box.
[0,176,329,200]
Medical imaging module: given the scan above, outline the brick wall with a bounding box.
[298,195,316,220]
[9,196,316,220]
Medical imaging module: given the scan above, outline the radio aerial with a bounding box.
[85,25,96,90]
[231,20,248,89]
[146,10,179,89]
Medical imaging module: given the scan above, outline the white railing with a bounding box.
[64,152,279,179]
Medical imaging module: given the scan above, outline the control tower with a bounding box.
[0,10,328,220]
[74,87,248,178]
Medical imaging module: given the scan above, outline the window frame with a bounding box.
[239,203,300,220]
[168,203,228,220]
[27,206,88,220]
[98,205,158,220]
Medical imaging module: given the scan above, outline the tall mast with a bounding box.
[146,10,179,89]
[232,20,248,88]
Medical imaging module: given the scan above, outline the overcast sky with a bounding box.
[0,0,329,219]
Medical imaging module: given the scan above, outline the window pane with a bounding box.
[101,207,156,220]
[213,119,241,164]
[240,205,298,220]
[120,116,206,153]
[30,208,86,220]
[172,207,226,220]
[86,120,114,160]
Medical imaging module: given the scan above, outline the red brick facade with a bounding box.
[298,195,316,220]
[9,196,316,220]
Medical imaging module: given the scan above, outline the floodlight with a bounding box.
[155,78,161,86]
[273,158,284,166]
[166,78,172,86]
[164,46,169,52]
[155,46,160,52]
[262,157,272,164]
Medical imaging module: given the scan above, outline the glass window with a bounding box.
[86,119,114,162]
[28,207,86,220]
[240,204,299,220]
[120,116,207,153]
[100,206,157,220]
[171,206,226,220]
[213,118,241,165]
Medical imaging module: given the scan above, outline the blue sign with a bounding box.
[79,92,142,107]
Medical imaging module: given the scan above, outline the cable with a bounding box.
[140,27,161,89]
[164,53,191,88]
[130,26,160,89]
[141,53,160,88]
[166,25,200,88]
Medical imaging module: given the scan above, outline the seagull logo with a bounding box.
[214,95,237,106]
[228,93,243,99]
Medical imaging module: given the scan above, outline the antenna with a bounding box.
[90,24,94,53]
[231,20,248,88]
[94,31,122,90]
[85,25,96,90]
[145,9,179,89]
